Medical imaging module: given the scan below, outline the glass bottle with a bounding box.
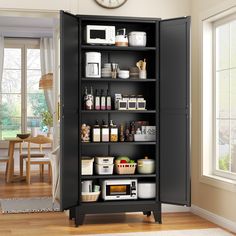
[83,87,88,110]
[95,89,100,110]
[110,120,118,142]
[101,89,106,110]
[92,120,101,142]
[106,89,112,110]
[86,86,94,110]
[119,123,125,142]
[101,120,109,142]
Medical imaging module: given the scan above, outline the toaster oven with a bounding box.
[101,179,138,200]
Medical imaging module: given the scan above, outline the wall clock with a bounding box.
[95,0,128,9]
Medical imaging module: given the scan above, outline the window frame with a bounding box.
[0,38,42,140]
[212,15,236,181]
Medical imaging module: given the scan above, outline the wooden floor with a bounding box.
[0,172,52,199]
[0,173,232,236]
[0,211,221,236]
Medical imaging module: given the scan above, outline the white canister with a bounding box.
[81,180,93,192]
[128,31,147,47]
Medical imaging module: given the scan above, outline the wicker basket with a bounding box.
[115,163,137,175]
[81,191,100,202]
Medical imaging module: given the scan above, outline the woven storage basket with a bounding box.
[115,163,137,174]
[81,192,100,202]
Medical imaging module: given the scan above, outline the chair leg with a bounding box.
[5,162,9,180]
[26,162,31,184]
[48,164,51,183]
[42,164,44,177]
[20,156,23,177]
[40,164,43,178]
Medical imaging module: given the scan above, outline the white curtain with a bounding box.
[0,37,4,139]
[40,37,54,113]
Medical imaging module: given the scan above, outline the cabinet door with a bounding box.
[60,11,79,210]
[159,17,191,206]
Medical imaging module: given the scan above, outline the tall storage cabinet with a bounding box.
[60,11,191,227]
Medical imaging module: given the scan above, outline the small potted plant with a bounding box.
[41,111,53,137]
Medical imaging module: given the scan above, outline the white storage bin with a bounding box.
[82,157,94,175]
[134,134,156,142]
[95,156,114,165]
[95,164,114,175]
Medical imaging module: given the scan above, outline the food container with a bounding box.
[81,157,94,175]
[118,70,129,79]
[81,191,100,202]
[115,163,137,175]
[138,182,156,199]
[128,31,147,47]
[95,156,114,165]
[137,156,155,174]
[95,164,114,175]
[134,134,155,141]
[115,28,128,47]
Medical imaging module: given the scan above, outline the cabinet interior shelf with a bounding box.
[81,110,156,113]
[82,78,157,82]
[81,174,156,179]
[81,141,156,145]
[81,45,156,51]
[80,200,157,206]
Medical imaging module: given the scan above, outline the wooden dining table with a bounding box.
[4,137,29,183]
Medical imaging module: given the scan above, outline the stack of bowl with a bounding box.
[101,63,112,78]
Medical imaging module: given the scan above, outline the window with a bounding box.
[213,15,236,180]
[0,39,48,140]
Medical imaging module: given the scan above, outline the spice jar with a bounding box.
[110,120,118,142]
[101,120,109,142]
[92,120,101,142]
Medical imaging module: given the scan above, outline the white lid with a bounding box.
[129,31,146,36]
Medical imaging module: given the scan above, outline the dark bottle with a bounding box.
[101,89,106,110]
[83,87,88,110]
[125,122,130,141]
[106,89,112,110]
[119,123,125,142]
[95,89,100,110]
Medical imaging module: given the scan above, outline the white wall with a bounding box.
[0,0,189,18]
[190,0,236,224]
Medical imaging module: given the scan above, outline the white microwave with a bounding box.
[85,25,115,45]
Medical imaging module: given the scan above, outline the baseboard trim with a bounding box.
[191,204,236,233]
[162,204,190,213]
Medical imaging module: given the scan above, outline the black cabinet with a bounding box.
[60,11,191,226]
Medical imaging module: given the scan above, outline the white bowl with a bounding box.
[118,70,129,79]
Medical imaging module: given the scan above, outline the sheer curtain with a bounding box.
[0,37,4,139]
[40,37,54,114]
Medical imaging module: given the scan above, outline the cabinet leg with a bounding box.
[143,211,152,217]
[69,207,75,220]
[75,208,85,227]
[153,210,162,223]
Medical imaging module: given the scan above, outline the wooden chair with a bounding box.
[21,135,52,184]
[0,156,9,180]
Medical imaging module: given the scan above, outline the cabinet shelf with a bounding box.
[81,45,156,51]
[81,110,156,113]
[80,200,157,206]
[82,78,157,82]
[81,141,156,145]
[81,174,156,179]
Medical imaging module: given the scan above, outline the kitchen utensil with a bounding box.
[81,180,93,192]
[85,52,101,78]
[128,31,147,47]
[115,28,128,47]
[138,182,156,199]
[137,156,155,174]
